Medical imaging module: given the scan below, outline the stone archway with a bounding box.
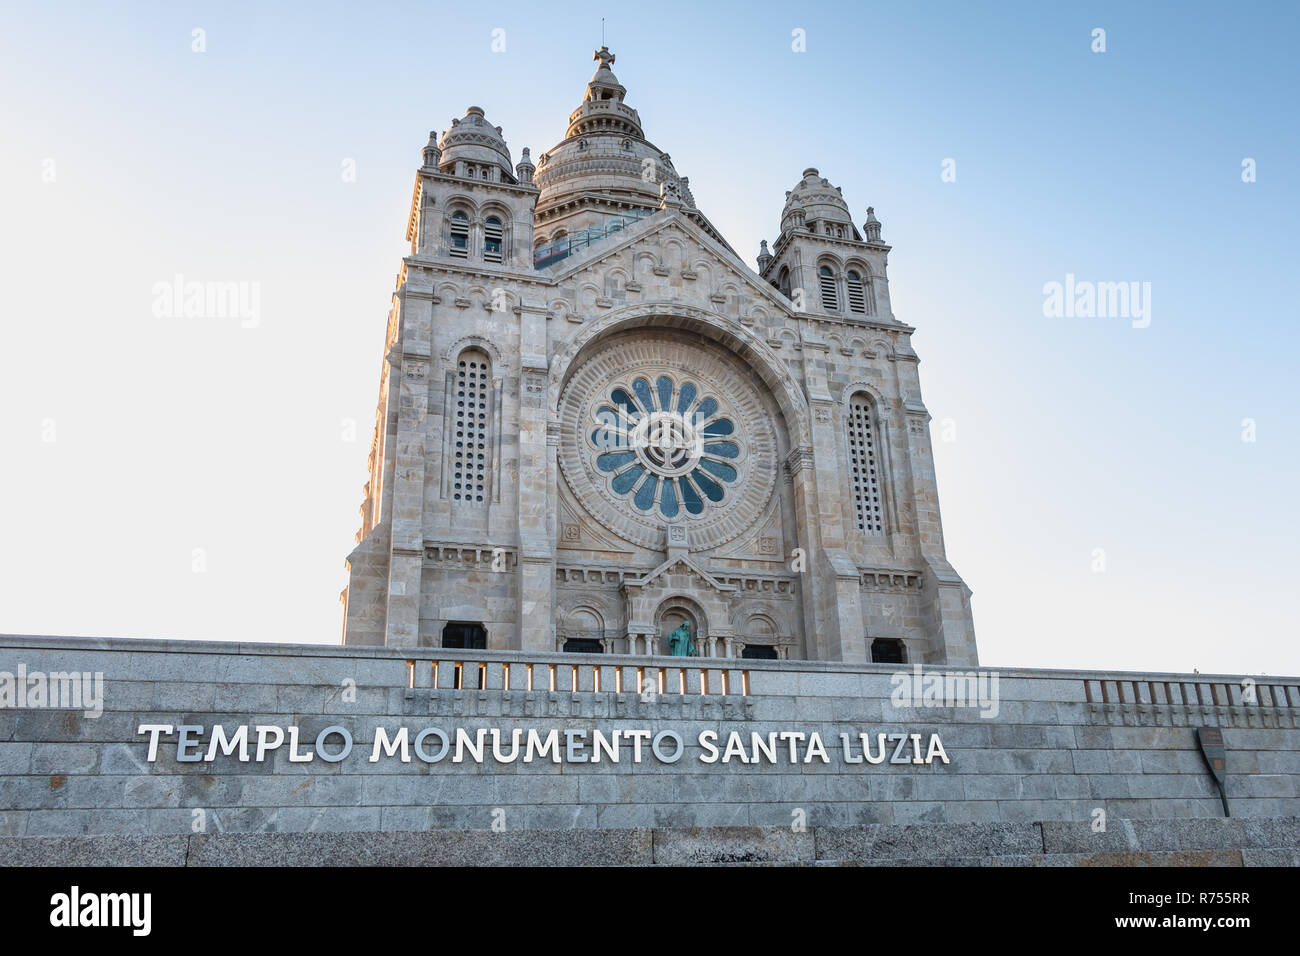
[550,301,852,662]
[549,302,812,448]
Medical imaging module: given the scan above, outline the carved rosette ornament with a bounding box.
[558,335,777,551]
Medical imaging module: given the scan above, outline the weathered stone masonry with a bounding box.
[1,635,1296,839]
[340,48,977,665]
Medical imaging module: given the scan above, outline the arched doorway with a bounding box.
[871,638,905,664]
[442,621,486,649]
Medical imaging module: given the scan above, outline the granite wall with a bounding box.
[0,635,1297,839]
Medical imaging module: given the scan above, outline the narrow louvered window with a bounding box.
[819,265,838,311]
[847,270,866,314]
[483,216,503,263]
[449,212,469,258]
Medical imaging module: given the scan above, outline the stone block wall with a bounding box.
[0,634,1296,839]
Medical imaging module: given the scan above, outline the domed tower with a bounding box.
[759,168,892,320]
[405,105,539,269]
[531,47,730,268]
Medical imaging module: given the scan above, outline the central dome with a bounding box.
[533,47,686,219]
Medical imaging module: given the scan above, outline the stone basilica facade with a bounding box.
[341,48,978,665]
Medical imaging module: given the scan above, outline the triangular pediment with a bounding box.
[544,210,796,317]
[623,554,737,595]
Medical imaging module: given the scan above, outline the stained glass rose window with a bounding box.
[589,375,740,518]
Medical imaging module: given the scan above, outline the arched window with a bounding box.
[847,393,884,535]
[452,349,491,503]
[483,216,503,263]
[819,265,838,311]
[742,645,778,660]
[871,638,905,664]
[846,270,867,314]
[443,621,486,649]
[449,211,469,258]
[778,266,791,297]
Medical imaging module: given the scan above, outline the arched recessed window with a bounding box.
[449,211,469,258]
[483,216,503,263]
[819,265,838,311]
[778,266,791,298]
[742,645,778,660]
[847,393,884,535]
[847,270,867,314]
[871,638,905,664]
[452,349,491,503]
[443,621,486,649]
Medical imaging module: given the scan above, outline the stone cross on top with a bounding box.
[593,46,615,69]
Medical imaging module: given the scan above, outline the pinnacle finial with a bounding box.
[593,46,615,70]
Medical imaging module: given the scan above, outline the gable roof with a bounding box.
[541,209,797,316]
[623,554,738,596]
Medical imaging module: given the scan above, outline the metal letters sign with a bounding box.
[1196,726,1230,816]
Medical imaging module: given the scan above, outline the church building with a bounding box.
[341,48,978,665]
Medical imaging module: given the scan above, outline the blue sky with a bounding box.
[0,1,1295,674]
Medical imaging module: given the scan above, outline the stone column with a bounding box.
[384,285,434,647]
[516,302,554,652]
[899,392,977,666]
[801,337,867,663]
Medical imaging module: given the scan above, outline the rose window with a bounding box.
[589,375,740,518]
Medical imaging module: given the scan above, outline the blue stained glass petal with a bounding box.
[660,479,679,518]
[681,478,704,514]
[610,388,639,416]
[703,442,739,459]
[611,465,644,494]
[676,383,697,415]
[592,407,625,448]
[692,469,725,501]
[632,378,654,413]
[596,451,636,472]
[700,459,737,482]
[702,419,734,437]
[696,398,718,420]
[656,376,673,411]
[633,474,658,511]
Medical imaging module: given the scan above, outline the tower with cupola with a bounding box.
[342,48,977,666]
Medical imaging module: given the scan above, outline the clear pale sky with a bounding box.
[0,1,1295,675]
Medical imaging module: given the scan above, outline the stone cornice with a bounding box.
[418,168,540,197]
